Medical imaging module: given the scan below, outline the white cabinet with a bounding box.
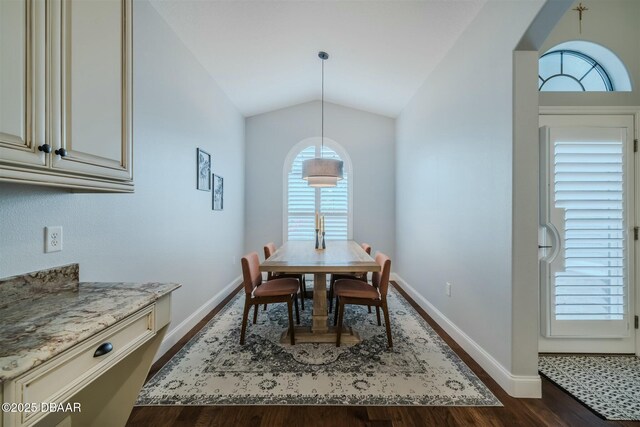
[1,295,172,427]
[0,0,133,192]
[50,0,133,182]
[0,0,47,168]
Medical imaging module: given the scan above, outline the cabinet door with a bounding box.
[50,0,132,181]
[0,0,46,167]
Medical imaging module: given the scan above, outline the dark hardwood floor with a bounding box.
[127,283,637,427]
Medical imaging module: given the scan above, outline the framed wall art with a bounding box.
[212,174,223,211]
[197,148,211,191]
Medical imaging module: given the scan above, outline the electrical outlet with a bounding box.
[45,226,63,253]
[445,282,452,297]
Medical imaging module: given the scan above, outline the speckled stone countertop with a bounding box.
[0,264,180,384]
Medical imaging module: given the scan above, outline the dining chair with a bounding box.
[240,252,300,345]
[264,242,307,310]
[333,252,392,348]
[328,243,372,313]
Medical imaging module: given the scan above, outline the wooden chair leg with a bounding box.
[240,299,251,345]
[287,299,295,345]
[328,280,334,313]
[299,276,305,311]
[368,306,372,313]
[336,300,345,347]
[376,306,381,326]
[382,300,392,348]
[294,293,300,325]
[253,304,259,324]
[333,296,339,326]
[263,304,267,311]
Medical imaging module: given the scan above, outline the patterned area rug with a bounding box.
[136,287,500,406]
[539,354,640,420]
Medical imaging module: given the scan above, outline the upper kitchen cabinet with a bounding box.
[50,0,133,183]
[0,0,133,192]
[0,0,47,168]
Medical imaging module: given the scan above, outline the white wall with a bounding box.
[244,101,395,259]
[0,1,245,354]
[540,0,640,106]
[395,0,544,397]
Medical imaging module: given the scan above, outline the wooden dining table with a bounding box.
[260,240,380,344]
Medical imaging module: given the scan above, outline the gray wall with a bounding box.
[244,100,395,259]
[395,0,544,388]
[0,1,246,342]
[540,0,640,106]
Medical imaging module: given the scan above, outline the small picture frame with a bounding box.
[212,174,224,211]
[197,148,211,191]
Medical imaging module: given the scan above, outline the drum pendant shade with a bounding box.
[302,158,343,187]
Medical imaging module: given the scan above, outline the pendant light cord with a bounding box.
[321,57,324,158]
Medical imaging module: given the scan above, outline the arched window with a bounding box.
[284,138,352,241]
[539,41,631,92]
[539,50,613,91]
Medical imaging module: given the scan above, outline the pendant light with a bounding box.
[302,51,344,187]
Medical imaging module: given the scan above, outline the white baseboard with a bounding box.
[154,275,242,363]
[391,273,541,398]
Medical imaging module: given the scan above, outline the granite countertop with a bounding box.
[0,264,180,384]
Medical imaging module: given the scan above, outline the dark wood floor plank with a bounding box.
[259,406,289,427]
[127,405,183,426]
[127,282,635,427]
[366,406,402,425]
[192,405,223,427]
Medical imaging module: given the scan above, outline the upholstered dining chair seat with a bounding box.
[334,251,393,348]
[254,278,299,297]
[328,242,372,313]
[264,242,307,310]
[240,251,299,345]
[334,279,380,300]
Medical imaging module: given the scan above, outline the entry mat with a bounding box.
[539,354,640,421]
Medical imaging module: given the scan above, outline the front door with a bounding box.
[539,114,636,353]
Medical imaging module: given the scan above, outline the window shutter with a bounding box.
[287,145,349,241]
[287,146,316,240]
[320,146,348,240]
[553,141,625,320]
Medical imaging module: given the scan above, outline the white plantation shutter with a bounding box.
[288,146,316,240]
[553,140,625,320]
[320,146,348,240]
[539,117,634,347]
[287,145,349,241]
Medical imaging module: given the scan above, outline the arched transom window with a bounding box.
[539,41,631,92]
[285,140,352,241]
[539,50,613,91]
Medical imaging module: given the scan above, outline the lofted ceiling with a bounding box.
[150,0,486,118]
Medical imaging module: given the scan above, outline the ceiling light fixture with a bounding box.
[302,51,344,188]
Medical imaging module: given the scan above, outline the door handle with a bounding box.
[540,223,561,263]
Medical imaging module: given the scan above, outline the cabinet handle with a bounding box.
[38,144,52,153]
[93,342,113,357]
[55,148,67,157]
